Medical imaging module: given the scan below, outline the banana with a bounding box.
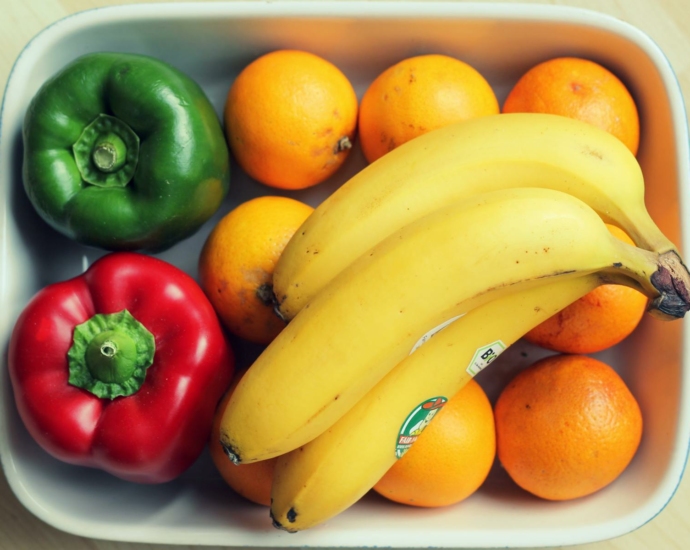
[218,187,689,466]
[273,112,675,321]
[269,273,604,532]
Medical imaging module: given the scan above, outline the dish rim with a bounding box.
[1,1,689,547]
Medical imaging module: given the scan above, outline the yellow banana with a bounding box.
[273,113,675,321]
[218,187,688,465]
[269,273,603,532]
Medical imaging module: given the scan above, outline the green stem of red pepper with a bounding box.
[67,309,155,399]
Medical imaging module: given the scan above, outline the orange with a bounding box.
[524,224,648,354]
[503,57,640,155]
[372,379,496,507]
[198,196,314,344]
[358,54,499,163]
[210,370,277,506]
[224,49,358,190]
[494,354,643,501]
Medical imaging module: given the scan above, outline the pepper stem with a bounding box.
[101,341,117,357]
[68,310,155,399]
[72,114,140,188]
[92,132,127,173]
[85,329,138,384]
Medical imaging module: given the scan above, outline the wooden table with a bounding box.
[2,0,690,548]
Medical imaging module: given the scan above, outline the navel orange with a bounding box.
[502,57,640,155]
[373,379,496,507]
[494,354,643,501]
[198,196,314,344]
[224,49,358,190]
[358,54,499,163]
[524,224,648,354]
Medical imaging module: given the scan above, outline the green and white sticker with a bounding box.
[395,396,448,459]
[466,340,507,376]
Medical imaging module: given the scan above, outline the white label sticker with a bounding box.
[466,340,507,376]
[409,314,465,355]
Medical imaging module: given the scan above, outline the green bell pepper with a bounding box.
[22,52,230,251]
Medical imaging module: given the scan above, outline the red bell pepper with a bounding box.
[8,252,234,483]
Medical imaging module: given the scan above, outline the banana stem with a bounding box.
[610,206,679,257]
[608,248,690,320]
[649,251,690,319]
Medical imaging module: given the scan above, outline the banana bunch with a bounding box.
[272,112,676,320]
[217,112,690,532]
[270,275,602,531]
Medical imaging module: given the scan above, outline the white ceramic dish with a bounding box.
[1,1,689,547]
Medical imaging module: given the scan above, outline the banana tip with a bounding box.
[273,302,290,323]
[220,440,242,465]
[270,508,299,533]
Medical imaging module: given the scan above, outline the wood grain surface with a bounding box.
[2,0,690,549]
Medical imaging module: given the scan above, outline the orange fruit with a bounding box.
[210,370,276,506]
[502,57,640,155]
[358,54,499,163]
[198,195,314,344]
[524,224,648,354]
[372,379,496,507]
[224,49,358,190]
[494,354,643,501]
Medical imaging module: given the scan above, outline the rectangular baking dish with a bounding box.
[1,2,689,547]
